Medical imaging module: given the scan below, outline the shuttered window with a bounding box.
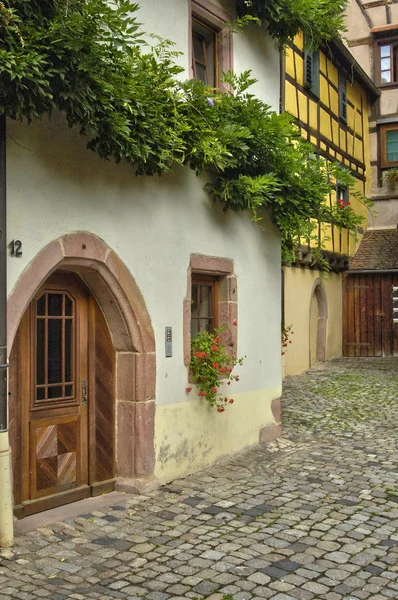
[381,125,398,168]
[339,72,347,123]
[304,46,320,97]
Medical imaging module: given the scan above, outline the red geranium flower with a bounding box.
[211,387,218,393]
[212,362,219,368]
[185,387,192,392]
[198,391,207,397]
[229,399,234,404]
[211,345,219,351]
[217,407,225,412]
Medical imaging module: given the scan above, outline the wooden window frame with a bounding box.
[380,123,398,169]
[304,34,320,98]
[189,0,233,92]
[380,124,398,168]
[191,274,218,336]
[184,255,237,366]
[375,36,398,88]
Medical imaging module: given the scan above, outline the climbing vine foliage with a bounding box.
[0,0,367,263]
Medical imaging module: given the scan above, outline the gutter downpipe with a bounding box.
[0,114,14,548]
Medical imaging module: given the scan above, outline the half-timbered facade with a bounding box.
[343,1,398,357]
[281,33,379,376]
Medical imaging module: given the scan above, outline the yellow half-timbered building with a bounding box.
[281,34,379,376]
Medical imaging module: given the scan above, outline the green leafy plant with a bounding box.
[281,323,294,355]
[385,168,398,184]
[189,327,244,412]
[236,0,347,48]
[0,1,369,265]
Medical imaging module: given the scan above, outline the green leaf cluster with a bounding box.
[235,0,348,48]
[0,0,369,263]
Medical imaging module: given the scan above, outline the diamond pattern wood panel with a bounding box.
[34,421,78,493]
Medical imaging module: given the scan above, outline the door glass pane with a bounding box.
[36,319,45,385]
[65,296,73,316]
[37,295,46,316]
[36,387,45,401]
[65,384,73,397]
[65,319,72,382]
[48,319,62,383]
[48,385,63,399]
[48,294,63,316]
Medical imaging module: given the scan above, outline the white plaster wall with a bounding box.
[6,114,282,408]
[137,0,280,111]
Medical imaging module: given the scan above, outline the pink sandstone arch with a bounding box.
[8,231,156,488]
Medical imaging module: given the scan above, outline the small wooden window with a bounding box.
[378,41,398,85]
[192,19,217,88]
[380,124,398,168]
[338,72,347,123]
[191,275,218,337]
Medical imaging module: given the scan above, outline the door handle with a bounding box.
[82,378,87,406]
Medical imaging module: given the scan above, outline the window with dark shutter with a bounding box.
[304,36,320,97]
[339,72,347,122]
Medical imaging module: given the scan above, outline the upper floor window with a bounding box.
[192,19,217,88]
[191,0,232,92]
[380,124,398,168]
[378,40,398,85]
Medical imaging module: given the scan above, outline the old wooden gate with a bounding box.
[343,272,398,357]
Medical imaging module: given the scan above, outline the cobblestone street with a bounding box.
[1,358,398,600]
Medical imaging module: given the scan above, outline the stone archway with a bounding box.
[309,278,328,366]
[8,232,156,492]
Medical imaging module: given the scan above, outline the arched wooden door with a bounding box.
[10,271,115,517]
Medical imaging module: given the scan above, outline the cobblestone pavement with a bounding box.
[1,358,398,600]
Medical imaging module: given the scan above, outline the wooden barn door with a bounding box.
[10,272,115,517]
[343,273,398,357]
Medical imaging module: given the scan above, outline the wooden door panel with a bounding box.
[344,273,397,357]
[30,415,81,499]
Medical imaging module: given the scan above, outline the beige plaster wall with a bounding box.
[154,386,281,482]
[282,268,342,377]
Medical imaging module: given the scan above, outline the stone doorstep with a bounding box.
[14,491,130,536]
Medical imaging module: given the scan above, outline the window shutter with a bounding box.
[339,72,347,122]
[304,50,313,89]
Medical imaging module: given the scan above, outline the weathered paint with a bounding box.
[154,386,281,482]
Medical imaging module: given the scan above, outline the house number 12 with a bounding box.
[9,240,23,256]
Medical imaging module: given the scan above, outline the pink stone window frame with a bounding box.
[189,0,233,93]
[184,254,237,367]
